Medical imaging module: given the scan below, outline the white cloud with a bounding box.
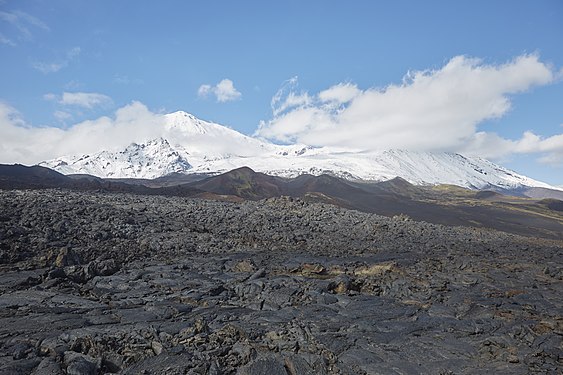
[515,130,563,166]
[215,79,242,102]
[198,79,242,102]
[270,76,312,116]
[318,83,361,104]
[45,92,113,109]
[1,54,561,170]
[257,54,563,163]
[0,101,165,164]
[273,92,311,117]
[197,84,212,98]
[32,46,81,74]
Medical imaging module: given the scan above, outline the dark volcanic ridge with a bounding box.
[0,189,562,374]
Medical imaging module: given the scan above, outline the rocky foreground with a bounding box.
[0,190,561,374]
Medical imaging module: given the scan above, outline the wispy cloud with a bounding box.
[14,10,49,31]
[66,46,81,59]
[44,91,113,109]
[32,62,66,74]
[60,92,112,108]
[113,74,144,85]
[64,80,82,90]
[257,54,563,164]
[44,91,113,123]
[0,10,49,43]
[53,110,72,122]
[0,32,16,46]
[198,79,242,102]
[32,46,81,74]
[270,76,312,117]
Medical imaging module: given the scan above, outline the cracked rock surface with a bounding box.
[0,189,562,374]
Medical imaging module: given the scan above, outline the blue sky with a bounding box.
[1,0,563,184]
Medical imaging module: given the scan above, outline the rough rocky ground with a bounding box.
[0,189,561,374]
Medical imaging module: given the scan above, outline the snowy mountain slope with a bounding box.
[39,111,559,190]
[163,111,275,158]
[41,138,191,179]
[40,111,312,179]
[185,148,556,190]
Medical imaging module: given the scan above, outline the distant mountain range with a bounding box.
[11,110,563,239]
[39,111,559,192]
[2,164,562,240]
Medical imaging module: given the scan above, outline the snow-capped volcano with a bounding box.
[39,111,558,190]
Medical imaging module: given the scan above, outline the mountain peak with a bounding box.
[167,110,198,121]
[126,137,170,150]
[40,137,191,179]
[164,111,213,135]
[229,166,257,174]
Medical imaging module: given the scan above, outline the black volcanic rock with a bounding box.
[188,169,563,240]
[2,164,563,240]
[0,189,562,374]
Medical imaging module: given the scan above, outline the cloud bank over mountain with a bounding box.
[257,55,562,163]
[0,101,164,164]
[0,55,562,168]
